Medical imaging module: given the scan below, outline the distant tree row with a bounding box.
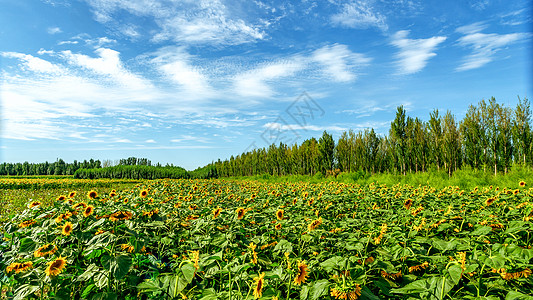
[211,97,532,177]
[73,165,190,180]
[0,157,155,176]
[0,159,102,176]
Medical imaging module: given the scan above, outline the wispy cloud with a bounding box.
[233,58,306,98]
[330,0,388,32]
[312,44,371,82]
[84,0,265,45]
[232,44,370,97]
[151,47,213,98]
[47,27,62,34]
[2,52,64,74]
[391,30,447,75]
[455,22,531,71]
[263,122,347,132]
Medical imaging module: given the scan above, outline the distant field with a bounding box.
[1,177,532,299]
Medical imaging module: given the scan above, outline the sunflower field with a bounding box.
[1,179,532,299]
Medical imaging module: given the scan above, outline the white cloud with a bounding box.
[1,52,64,74]
[150,47,214,98]
[312,44,371,82]
[391,30,447,75]
[84,0,265,45]
[263,122,346,132]
[61,48,153,91]
[233,58,306,98]
[145,139,156,143]
[232,44,369,97]
[47,27,62,34]
[331,1,388,32]
[171,135,210,143]
[455,24,531,71]
[58,40,79,45]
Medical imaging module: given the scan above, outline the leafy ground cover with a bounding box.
[1,179,532,299]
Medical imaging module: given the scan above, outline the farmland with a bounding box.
[1,178,532,299]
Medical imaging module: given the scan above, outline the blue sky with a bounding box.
[1,0,531,170]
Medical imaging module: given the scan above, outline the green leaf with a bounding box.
[484,255,505,270]
[432,239,459,251]
[81,284,96,299]
[320,256,346,272]
[18,237,35,254]
[181,263,196,283]
[300,285,309,300]
[447,264,463,285]
[470,226,492,236]
[506,291,533,300]
[77,264,100,282]
[360,286,380,300]
[14,284,40,300]
[391,279,428,294]
[309,279,330,300]
[111,255,132,280]
[273,239,293,254]
[90,292,117,300]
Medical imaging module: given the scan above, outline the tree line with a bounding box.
[0,157,153,176]
[210,97,532,177]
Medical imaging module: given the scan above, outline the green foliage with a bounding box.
[1,178,532,299]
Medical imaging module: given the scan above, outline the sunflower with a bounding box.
[236,207,245,219]
[87,190,98,199]
[109,192,117,198]
[330,284,362,300]
[6,261,33,274]
[61,222,73,236]
[56,195,66,201]
[308,217,322,231]
[109,211,133,221]
[404,198,413,209]
[276,209,284,220]
[120,244,135,253]
[34,244,58,257]
[83,205,95,217]
[293,261,309,285]
[409,261,429,273]
[381,270,402,280]
[45,256,67,276]
[253,272,265,299]
[28,201,41,208]
[72,202,87,210]
[249,242,258,264]
[190,250,200,270]
[68,191,76,198]
[275,223,282,230]
[519,181,526,187]
[513,189,520,195]
[19,220,36,228]
[213,207,222,219]
[140,190,148,198]
[485,197,495,206]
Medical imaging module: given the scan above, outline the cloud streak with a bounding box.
[391,30,446,75]
[455,23,531,71]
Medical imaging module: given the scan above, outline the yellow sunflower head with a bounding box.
[28,201,41,209]
[83,205,95,217]
[61,222,73,236]
[34,244,58,257]
[68,191,76,198]
[140,190,148,198]
[45,256,67,276]
[236,207,245,219]
[253,272,265,299]
[87,190,98,199]
[276,209,284,220]
[519,181,526,187]
[294,261,309,285]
